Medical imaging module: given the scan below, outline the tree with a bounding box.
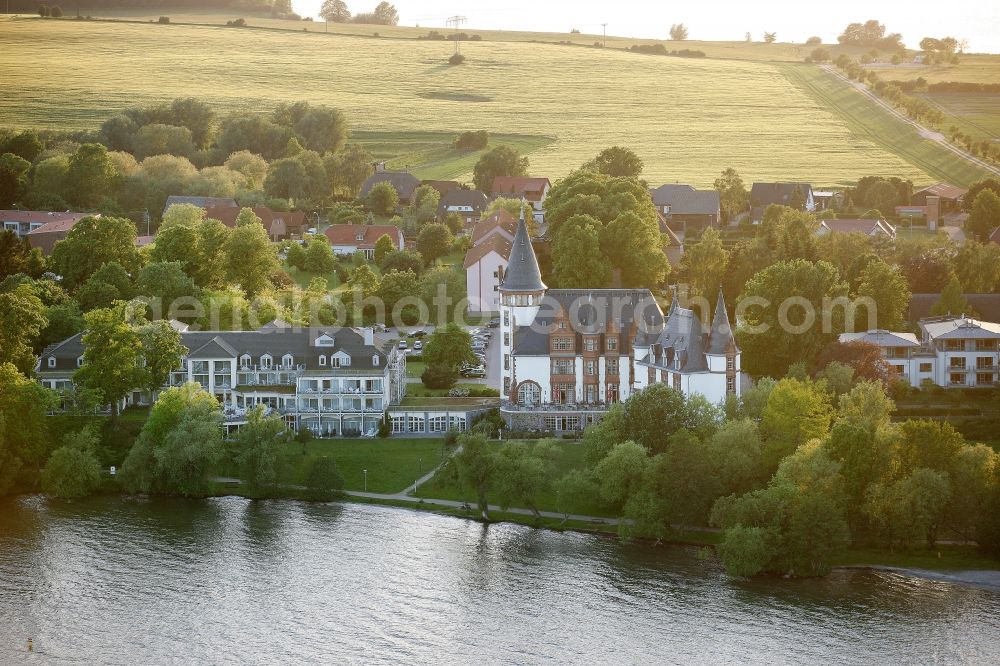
[77,261,134,311]
[376,268,419,317]
[305,456,345,500]
[51,216,141,290]
[224,150,269,189]
[41,427,102,498]
[473,145,529,194]
[380,248,424,275]
[669,23,688,41]
[409,184,441,224]
[416,223,453,265]
[237,407,291,498]
[954,241,1000,293]
[714,167,749,223]
[760,378,832,468]
[64,143,119,208]
[75,303,146,418]
[454,433,497,519]
[218,113,297,161]
[120,382,223,496]
[225,219,279,297]
[286,241,307,270]
[552,215,611,288]
[594,441,649,512]
[367,181,399,216]
[763,32,777,43]
[0,231,44,281]
[320,0,351,22]
[0,363,52,495]
[1,130,44,162]
[0,283,47,375]
[304,236,336,274]
[966,189,1000,242]
[293,106,348,155]
[130,123,195,160]
[0,152,30,208]
[737,259,849,378]
[680,227,729,297]
[600,211,670,288]
[194,218,232,288]
[137,261,197,307]
[962,178,1000,213]
[139,319,187,401]
[325,144,374,198]
[855,258,911,330]
[423,322,475,372]
[373,234,395,264]
[372,1,399,25]
[494,440,560,520]
[585,146,643,178]
[865,468,951,547]
[707,419,767,497]
[649,429,720,527]
[930,275,970,318]
[615,383,694,453]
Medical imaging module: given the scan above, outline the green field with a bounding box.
[1,16,977,187]
[779,63,994,186]
[918,92,1000,140]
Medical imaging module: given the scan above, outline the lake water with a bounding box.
[1,495,999,664]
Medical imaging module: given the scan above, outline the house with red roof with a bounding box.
[471,209,517,246]
[24,214,97,255]
[203,206,307,241]
[324,224,404,260]
[464,234,512,314]
[2,210,90,241]
[491,176,551,222]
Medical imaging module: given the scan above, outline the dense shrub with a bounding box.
[454,130,489,151]
[158,16,170,24]
[448,53,466,66]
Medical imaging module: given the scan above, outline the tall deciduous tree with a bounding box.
[64,143,119,208]
[760,378,832,468]
[601,211,670,288]
[0,283,48,375]
[680,227,729,297]
[325,144,374,198]
[367,181,399,216]
[373,234,395,264]
[51,216,142,290]
[225,219,278,297]
[0,152,30,208]
[552,215,611,288]
[855,258,911,330]
[304,236,336,274]
[473,145,529,194]
[966,189,1000,242]
[139,319,187,400]
[0,363,53,495]
[320,0,351,22]
[713,167,749,223]
[585,146,644,178]
[416,223,453,265]
[75,303,146,418]
[41,427,102,498]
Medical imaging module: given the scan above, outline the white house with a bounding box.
[464,235,511,314]
[816,218,897,240]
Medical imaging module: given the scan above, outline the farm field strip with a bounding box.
[0,19,952,186]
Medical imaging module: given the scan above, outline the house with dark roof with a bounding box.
[324,224,404,259]
[649,184,721,231]
[203,205,307,241]
[491,176,550,222]
[911,183,967,213]
[422,180,462,197]
[496,211,741,433]
[359,170,421,205]
[163,196,237,218]
[750,182,815,222]
[437,189,489,226]
[37,322,410,436]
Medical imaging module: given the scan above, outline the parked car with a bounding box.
[487,318,500,328]
[411,329,428,338]
[472,341,486,353]
[460,365,486,378]
[413,340,423,351]
[398,340,408,350]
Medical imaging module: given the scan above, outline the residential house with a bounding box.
[471,209,517,246]
[203,205,307,241]
[23,214,95,255]
[649,184,721,231]
[839,316,1000,388]
[464,234,512,314]
[437,189,489,227]
[657,213,685,266]
[324,223,404,259]
[422,180,462,197]
[750,182,815,222]
[911,183,966,214]
[812,190,843,211]
[1,210,89,240]
[359,169,421,205]
[816,218,897,241]
[498,213,741,433]
[162,195,237,218]
[491,177,550,222]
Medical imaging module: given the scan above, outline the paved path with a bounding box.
[821,65,1000,178]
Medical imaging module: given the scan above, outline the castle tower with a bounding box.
[705,287,740,395]
[499,205,546,327]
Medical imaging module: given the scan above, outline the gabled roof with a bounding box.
[649,184,721,216]
[439,189,489,212]
[324,224,402,250]
[839,330,920,347]
[656,212,683,246]
[422,180,462,197]
[913,182,967,201]
[472,209,518,245]
[818,218,896,238]
[750,182,813,206]
[203,206,306,238]
[491,176,550,200]
[463,234,512,269]
[659,303,708,372]
[189,335,239,359]
[499,211,546,293]
[0,210,89,225]
[359,171,421,201]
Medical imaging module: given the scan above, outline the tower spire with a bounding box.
[707,287,737,354]
[499,200,545,293]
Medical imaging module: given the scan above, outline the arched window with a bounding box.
[282,354,294,368]
[240,354,251,368]
[260,354,273,369]
[517,381,541,406]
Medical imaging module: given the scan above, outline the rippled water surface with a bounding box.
[1,495,999,664]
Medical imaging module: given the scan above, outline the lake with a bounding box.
[1,495,998,664]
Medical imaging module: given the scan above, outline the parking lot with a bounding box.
[383,322,500,391]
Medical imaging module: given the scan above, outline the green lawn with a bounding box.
[778,63,995,187]
[415,439,616,517]
[270,437,448,493]
[833,545,1000,572]
[404,382,498,398]
[283,263,340,290]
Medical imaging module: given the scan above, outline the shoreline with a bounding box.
[835,564,1000,592]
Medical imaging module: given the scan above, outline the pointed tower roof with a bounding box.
[499,204,546,293]
[707,288,738,354]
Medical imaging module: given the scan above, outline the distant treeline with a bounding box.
[6,0,271,11]
[627,44,706,58]
[888,80,1000,94]
[418,30,483,42]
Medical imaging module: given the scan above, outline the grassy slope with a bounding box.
[778,63,994,187]
[0,18,941,187]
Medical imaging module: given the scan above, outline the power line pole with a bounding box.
[446,15,466,55]
[602,23,607,48]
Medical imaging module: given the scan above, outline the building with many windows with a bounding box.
[839,316,1000,388]
[498,210,742,433]
[38,321,410,437]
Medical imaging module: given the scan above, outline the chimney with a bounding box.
[363,327,375,346]
[926,196,940,230]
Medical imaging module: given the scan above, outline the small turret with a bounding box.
[499,203,546,326]
[707,287,737,355]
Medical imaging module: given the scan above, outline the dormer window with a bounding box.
[319,355,327,366]
[240,354,251,368]
[261,354,273,369]
[356,232,364,241]
[48,357,56,368]
[315,334,335,347]
[76,356,84,367]
[282,354,294,368]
